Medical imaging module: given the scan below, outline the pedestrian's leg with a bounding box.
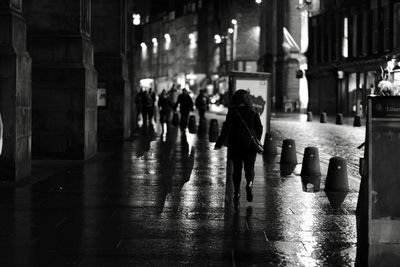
[142,110,148,126]
[199,109,205,121]
[149,107,154,124]
[243,152,257,202]
[180,112,188,130]
[231,156,243,206]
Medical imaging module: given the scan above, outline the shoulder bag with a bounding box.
[234,109,264,154]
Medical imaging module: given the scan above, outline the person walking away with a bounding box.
[174,88,194,131]
[214,89,263,207]
[135,88,143,127]
[195,89,210,122]
[142,88,156,126]
[169,84,180,105]
[158,89,173,133]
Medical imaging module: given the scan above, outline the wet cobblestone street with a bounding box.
[270,114,365,191]
[0,113,362,266]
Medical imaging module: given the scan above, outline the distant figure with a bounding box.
[195,89,210,122]
[158,89,173,131]
[168,84,180,107]
[174,88,194,131]
[135,88,143,126]
[142,88,156,125]
[214,89,263,207]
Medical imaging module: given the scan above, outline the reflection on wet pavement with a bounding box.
[0,115,358,266]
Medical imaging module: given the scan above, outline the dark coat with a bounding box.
[158,94,173,113]
[195,93,210,110]
[175,93,194,114]
[216,106,263,156]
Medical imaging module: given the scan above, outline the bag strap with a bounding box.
[234,108,258,143]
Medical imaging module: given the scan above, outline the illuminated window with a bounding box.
[342,17,348,58]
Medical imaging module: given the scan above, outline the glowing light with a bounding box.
[228,28,234,34]
[141,42,148,59]
[255,0,262,3]
[140,78,153,88]
[152,38,158,46]
[188,32,197,51]
[132,13,141,25]
[164,33,171,50]
[186,73,197,80]
[214,34,222,44]
[231,19,237,25]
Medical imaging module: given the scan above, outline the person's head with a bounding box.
[182,88,188,94]
[161,89,166,96]
[230,89,253,108]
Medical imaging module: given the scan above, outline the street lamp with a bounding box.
[132,13,141,25]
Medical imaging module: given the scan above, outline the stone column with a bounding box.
[24,0,97,160]
[92,0,131,140]
[0,1,32,180]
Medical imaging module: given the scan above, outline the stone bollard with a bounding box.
[325,157,349,191]
[198,118,207,137]
[263,132,277,156]
[280,139,297,176]
[335,113,344,125]
[307,111,313,122]
[353,115,361,127]
[300,147,321,192]
[208,119,219,142]
[325,157,349,209]
[188,115,197,133]
[320,112,327,123]
[172,112,180,126]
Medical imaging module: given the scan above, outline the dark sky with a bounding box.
[134,0,168,15]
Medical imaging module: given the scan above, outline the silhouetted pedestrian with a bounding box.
[142,88,156,126]
[174,88,194,131]
[214,89,263,207]
[135,88,143,127]
[195,89,210,122]
[158,89,173,132]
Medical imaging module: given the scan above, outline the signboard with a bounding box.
[369,96,400,219]
[229,71,271,144]
[359,95,400,265]
[97,88,107,107]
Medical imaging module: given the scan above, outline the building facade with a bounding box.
[133,0,261,99]
[307,0,400,117]
[258,0,309,112]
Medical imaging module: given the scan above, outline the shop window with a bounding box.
[348,73,357,115]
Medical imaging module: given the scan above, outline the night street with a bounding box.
[2,0,400,265]
[1,113,360,266]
